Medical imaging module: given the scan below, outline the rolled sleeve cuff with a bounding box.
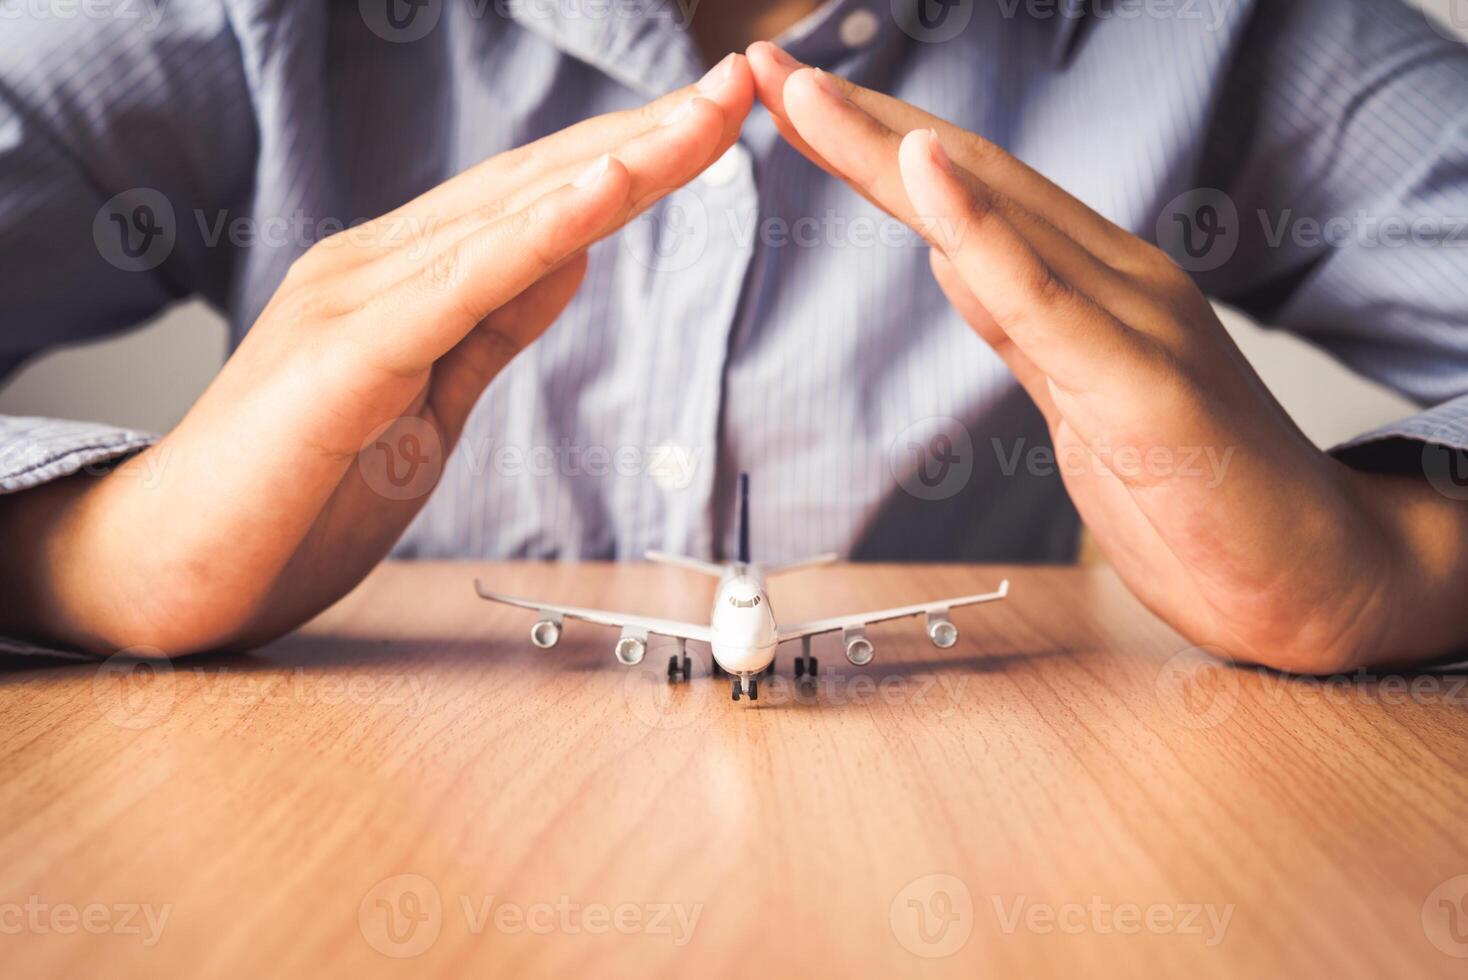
[0,415,156,494]
[1330,394,1468,479]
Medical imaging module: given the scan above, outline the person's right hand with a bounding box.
[0,54,755,657]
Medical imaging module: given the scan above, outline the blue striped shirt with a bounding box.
[3,0,1468,575]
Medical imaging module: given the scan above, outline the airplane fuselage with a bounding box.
[708,564,778,685]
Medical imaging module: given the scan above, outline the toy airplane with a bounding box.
[475,474,1009,702]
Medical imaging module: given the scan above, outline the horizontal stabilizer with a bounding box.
[760,553,840,576]
[645,550,726,577]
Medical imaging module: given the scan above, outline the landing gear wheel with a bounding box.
[680,654,691,681]
[748,678,759,701]
[731,679,741,701]
[666,654,690,683]
[795,638,817,681]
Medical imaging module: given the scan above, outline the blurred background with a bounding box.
[1,0,1460,450]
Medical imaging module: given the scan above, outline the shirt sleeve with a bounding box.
[0,2,256,490]
[0,4,257,655]
[1185,0,1468,471]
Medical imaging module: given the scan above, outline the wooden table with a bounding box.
[3,561,1467,978]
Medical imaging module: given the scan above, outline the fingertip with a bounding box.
[745,40,778,65]
[726,51,755,90]
[898,126,931,170]
[780,67,822,127]
[572,152,631,209]
[602,153,632,188]
[685,96,729,137]
[656,95,726,153]
[747,42,797,115]
[898,128,955,196]
[696,52,755,116]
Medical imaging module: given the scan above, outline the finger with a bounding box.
[327,53,754,271]
[755,44,1136,261]
[898,128,1146,393]
[326,97,729,302]
[745,42,843,177]
[353,154,633,375]
[928,249,1059,427]
[429,253,589,435]
[765,65,1151,325]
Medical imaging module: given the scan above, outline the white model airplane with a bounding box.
[475,475,1010,702]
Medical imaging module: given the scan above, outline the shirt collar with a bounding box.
[503,0,1090,97]
[502,0,706,96]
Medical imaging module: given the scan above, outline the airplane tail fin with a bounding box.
[737,472,751,564]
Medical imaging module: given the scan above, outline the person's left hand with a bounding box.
[747,42,1468,674]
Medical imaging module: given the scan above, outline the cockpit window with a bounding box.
[728,595,762,608]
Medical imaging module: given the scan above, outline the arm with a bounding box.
[0,53,756,656]
[746,40,1468,674]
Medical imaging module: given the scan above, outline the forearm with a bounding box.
[0,437,301,656]
[0,467,133,655]
[0,439,386,658]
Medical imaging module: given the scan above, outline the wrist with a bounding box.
[1336,460,1468,669]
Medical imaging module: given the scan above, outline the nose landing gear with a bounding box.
[731,676,759,702]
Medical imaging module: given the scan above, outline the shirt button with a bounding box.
[839,9,880,48]
[649,442,695,492]
[700,144,745,187]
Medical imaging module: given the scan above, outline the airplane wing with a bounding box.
[776,580,1009,643]
[475,581,713,643]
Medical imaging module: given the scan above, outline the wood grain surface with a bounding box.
[2,560,1467,978]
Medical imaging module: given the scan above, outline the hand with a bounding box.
[747,42,1468,673]
[0,55,756,656]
